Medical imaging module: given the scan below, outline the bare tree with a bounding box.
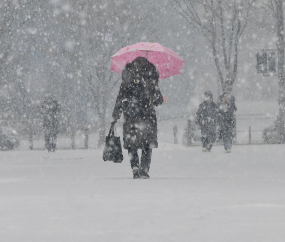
[0,1,38,85]
[264,1,285,97]
[261,0,285,142]
[175,0,255,93]
[0,1,43,125]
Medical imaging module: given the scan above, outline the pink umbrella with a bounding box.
[110,42,184,80]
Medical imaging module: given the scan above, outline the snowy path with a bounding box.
[0,144,285,242]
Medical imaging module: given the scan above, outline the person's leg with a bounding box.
[128,147,140,179]
[45,131,51,151]
[51,133,57,152]
[207,131,216,151]
[206,141,213,151]
[202,135,206,148]
[227,133,233,150]
[223,130,232,152]
[139,147,152,178]
[128,147,139,169]
[201,129,208,151]
[141,147,152,173]
[222,127,227,151]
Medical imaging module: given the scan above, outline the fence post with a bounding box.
[186,120,193,146]
[71,126,75,149]
[29,128,33,150]
[84,127,89,149]
[173,126,178,144]
[249,126,251,145]
[234,122,237,144]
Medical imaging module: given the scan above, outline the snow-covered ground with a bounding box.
[0,144,285,242]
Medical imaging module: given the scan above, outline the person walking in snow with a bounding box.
[195,91,219,152]
[40,97,60,152]
[111,57,164,179]
[217,91,237,153]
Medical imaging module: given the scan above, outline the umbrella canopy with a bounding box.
[110,42,184,80]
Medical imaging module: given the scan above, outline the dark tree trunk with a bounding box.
[97,110,106,148]
[275,0,285,143]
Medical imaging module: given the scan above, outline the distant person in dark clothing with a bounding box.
[111,57,165,179]
[195,91,219,152]
[218,91,237,153]
[40,97,60,152]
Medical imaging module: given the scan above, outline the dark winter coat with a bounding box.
[217,93,237,138]
[195,100,219,136]
[112,60,164,149]
[40,100,60,135]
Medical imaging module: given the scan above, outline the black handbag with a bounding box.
[103,126,123,163]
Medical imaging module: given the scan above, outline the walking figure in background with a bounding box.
[111,57,164,179]
[217,91,237,153]
[40,97,60,152]
[173,126,178,144]
[195,91,219,152]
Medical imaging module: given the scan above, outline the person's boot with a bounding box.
[46,143,51,152]
[225,149,231,153]
[139,169,150,179]
[52,143,56,152]
[206,143,213,152]
[132,167,140,179]
[202,147,208,152]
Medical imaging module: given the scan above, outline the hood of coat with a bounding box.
[204,91,213,102]
[218,92,237,113]
[121,57,159,87]
[220,92,235,104]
